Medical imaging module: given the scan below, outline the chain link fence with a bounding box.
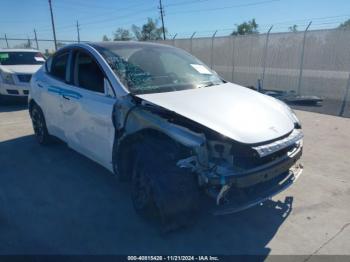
[155,28,350,118]
[0,36,83,56]
[2,29,350,118]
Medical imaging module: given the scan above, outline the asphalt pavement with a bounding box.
[0,101,349,258]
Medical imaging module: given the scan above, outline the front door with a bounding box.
[61,50,116,171]
[40,51,70,140]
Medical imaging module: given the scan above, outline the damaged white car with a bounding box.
[29,42,303,229]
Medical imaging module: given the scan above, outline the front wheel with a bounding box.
[131,140,199,232]
[30,104,51,145]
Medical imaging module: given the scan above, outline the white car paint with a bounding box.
[29,42,304,220]
[30,42,300,173]
[31,47,116,171]
[60,85,116,170]
[0,49,43,97]
[1,64,42,75]
[138,82,295,144]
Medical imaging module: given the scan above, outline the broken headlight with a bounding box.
[276,98,302,128]
[289,108,301,128]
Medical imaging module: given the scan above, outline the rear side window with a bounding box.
[51,52,69,81]
[73,51,104,93]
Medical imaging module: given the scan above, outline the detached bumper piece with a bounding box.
[256,88,323,106]
[213,162,302,216]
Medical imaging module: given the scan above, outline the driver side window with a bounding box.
[50,52,69,82]
[73,51,104,93]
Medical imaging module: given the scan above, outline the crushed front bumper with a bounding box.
[212,162,303,215]
[207,142,302,186]
[208,142,303,215]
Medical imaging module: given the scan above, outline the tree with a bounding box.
[338,19,350,29]
[132,18,165,41]
[288,25,298,32]
[102,35,110,41]
[113,28,133,41]
[231,19,259,35]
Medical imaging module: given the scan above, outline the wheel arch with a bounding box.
[28,99,38,117]
[113,128,193,181]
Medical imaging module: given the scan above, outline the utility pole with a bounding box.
[76,20,80,43]
[261,25,273,89]
[34,29,39,50]
[297,21,312,96]
[48,0,57,51]
[159,0,166,40]
[4,34,9,48]
[27,36,31,49]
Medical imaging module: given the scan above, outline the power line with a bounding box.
[68,6,156,29]
[53,0,146,11]
[3,2,157,34]
[0,0,278,36]
[166,0,281,16]
[165,0,210,8]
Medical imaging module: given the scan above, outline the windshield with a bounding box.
[0,51,45,65]
[93,44,224,95]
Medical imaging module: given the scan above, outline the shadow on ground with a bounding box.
[289,98,350,118]
[0,98,28,113]
[0,135,293,255]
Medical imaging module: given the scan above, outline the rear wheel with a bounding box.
[131,139,199,232]
[31,104,51,145]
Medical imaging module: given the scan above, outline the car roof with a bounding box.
[89,41,173,50]
[0,48,40,52]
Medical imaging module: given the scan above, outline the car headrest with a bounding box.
[127,49,165,76]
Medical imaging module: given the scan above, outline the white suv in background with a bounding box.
[0,49,45,99]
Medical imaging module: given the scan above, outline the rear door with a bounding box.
[61,49,116,170]
[39,50,70,140]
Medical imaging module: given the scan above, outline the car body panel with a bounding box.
[30,47,116,171]
[60,84,116,170]
[33,69,68,140]
[138,82,295,144]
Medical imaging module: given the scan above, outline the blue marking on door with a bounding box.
[48,86,82,99]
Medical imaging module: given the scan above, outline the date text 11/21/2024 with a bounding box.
[127,256,220,261]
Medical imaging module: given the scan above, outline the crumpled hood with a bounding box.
[0,65,42,74]
[137,83,296,144]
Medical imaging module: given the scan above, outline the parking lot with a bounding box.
[0,102,349,258]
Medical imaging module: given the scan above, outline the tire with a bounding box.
[131,139,199,232]
[113,142,136,182]
[30,104,51,145]
[0,94,5,104]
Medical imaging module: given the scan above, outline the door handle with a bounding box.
[62,94,70,100]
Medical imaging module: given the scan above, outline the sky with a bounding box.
[1,0,350,48]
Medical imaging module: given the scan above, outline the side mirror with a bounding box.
[104,78,116,98]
